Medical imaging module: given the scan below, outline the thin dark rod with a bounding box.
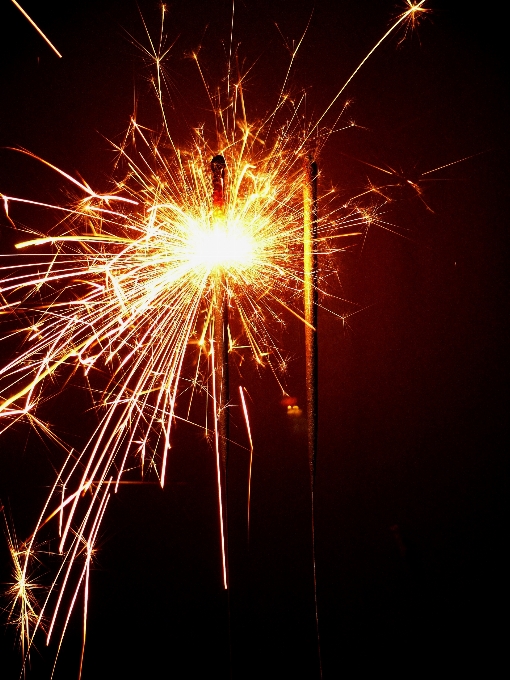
[303,155,322,679]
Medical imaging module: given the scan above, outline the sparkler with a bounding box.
[211,153,230,589]
[0,100,322,674]
[0,1,434,675]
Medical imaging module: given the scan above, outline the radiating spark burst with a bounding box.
[397,0,431,44]
[0,0,429,671]
[2,508,45,667]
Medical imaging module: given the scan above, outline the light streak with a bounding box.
[238,385,253,536]
[300,1,428,148]
[2,507,45,668]
[11,0,63,58]
[0,1,433,673]
[303,155,322,676]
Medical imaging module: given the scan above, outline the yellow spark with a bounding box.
[11,1,63,58]
[239,386,254,535]
[2,510,45,663]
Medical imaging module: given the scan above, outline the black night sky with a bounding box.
[0,2,508,678]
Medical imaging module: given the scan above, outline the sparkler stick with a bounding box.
[303,154,322,677]
[303,156,319,487]
[211,154,230,590]
[0,3,440,671]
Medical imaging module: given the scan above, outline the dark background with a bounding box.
[0,1,508,677]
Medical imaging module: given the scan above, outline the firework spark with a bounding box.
[2,508,45,665]
[10,0,62,58]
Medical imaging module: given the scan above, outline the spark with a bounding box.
[239,385,254,536]
[301,0,428,148]
[341,150,485,213]
[396,0,431,44]
[11,1,62,58]
[2,507,45,668]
